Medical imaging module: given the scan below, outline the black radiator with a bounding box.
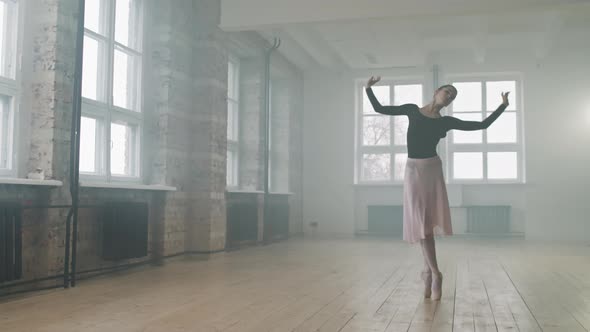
[226,194,259,248]
[0,203,22,283]
[102,202,148,261]
[264,195,289,242]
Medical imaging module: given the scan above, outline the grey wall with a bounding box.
[303,44,590,242]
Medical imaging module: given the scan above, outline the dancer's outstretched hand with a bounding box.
[501,91,510,106]
[367,76,381,88]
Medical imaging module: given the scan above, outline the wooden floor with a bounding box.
[1,237,590,332]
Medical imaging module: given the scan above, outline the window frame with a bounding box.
[80,0,144,183]
[0,0,21,177]
[268,78,274,191]
[444,73,525,184]
[355,77,424,185]
[226,55,239,188]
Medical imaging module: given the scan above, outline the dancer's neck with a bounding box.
[422,102,444,116]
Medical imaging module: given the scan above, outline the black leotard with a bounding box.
[365,87,508,159]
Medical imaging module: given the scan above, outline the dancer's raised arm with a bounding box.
[443,92,510,131]
[365,76,415,116]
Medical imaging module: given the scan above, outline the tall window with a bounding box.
[447,77,523,182]
[80,0,143,181]
[226,57,239,187]
[0,0,19,176]
[356,80,423,183]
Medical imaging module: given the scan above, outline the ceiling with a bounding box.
[219,0,590,70]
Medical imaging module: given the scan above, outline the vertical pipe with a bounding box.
[63,209,72,288]
[68,0,86,288]
[432,64,439,89]
[263,38,280,243]
[432,64,439,159]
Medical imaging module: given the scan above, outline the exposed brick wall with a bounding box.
[1,0,304,287]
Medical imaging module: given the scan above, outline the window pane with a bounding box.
[488,152,517,179]
[228,62,234,97]
[115,0,141,49]
[0,95,11,169]
[226,150,233,186]
[226,149,237,187]
[0,0,16,79]
[486,111,517,143]
[394,153,407,181]
[393,116,408,146]
[227,101,234,140]
[394,84,422,105]
[453,152,483,179]
[228,61,238,100]
[80,117,97,173]
[0,1,5,77]
[486,81,516,111]
[113,49,138,110]
[363,115,390,146]
[84,0,105,34]
[452,82,482,112]
[363,85,389,114]
[111,121,138,176]
[362,153,390,181]
[452,113,482,144]
[82,36,104,101]
[227,101,239,141]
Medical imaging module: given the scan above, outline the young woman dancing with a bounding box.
[365,76,509,300]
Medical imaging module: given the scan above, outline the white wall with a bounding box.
[522,53,590,242]
[303,43,590,242]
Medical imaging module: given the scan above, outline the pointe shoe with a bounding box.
[421,271,432,298]
[431,272,443,301]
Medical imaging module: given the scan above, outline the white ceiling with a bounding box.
[219,0,590,70]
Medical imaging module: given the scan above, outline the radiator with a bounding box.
[466,205,511,234]
[102,202,148,261]
[264,195,289,242]
[0,203,22,283]
[226,194,259,248]
[367,205,403,235]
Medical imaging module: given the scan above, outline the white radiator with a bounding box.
[466,205,511,234]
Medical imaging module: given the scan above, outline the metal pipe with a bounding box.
[0,285,64,298]
[262,38,280,243]
[64,208,73,288]
[0,275,65,291]
[68,0,87,288]
[22,204,101,210]
[432,64,439,90]
[0,249,214,296]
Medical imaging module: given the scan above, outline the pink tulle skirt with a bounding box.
[403,155,453,243]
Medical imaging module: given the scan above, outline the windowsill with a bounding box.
[226,189,265,194]
[353,182,526,187]
[0,178,63,187]
[353,182,404,187]
[225,189,294,195]
[80,182,177,191]
[448,182,527,186]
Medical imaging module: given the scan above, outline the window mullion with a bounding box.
[389,83,395,179]
[8,2,18,79]
[114,42,141,56]
[111,106,142,122]
[84,29,109,43]
[105,0,116,181]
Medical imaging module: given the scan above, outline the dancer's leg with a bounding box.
[421,235,443,300]
[420,242,432,298]
[420,235,440,275]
